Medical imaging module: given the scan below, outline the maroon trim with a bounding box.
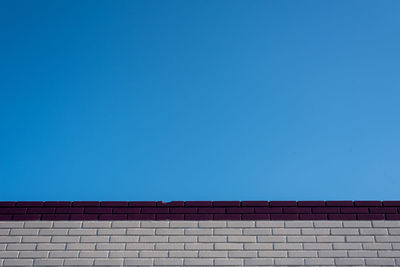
[0,201,399,220]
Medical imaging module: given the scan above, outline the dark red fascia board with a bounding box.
[0,201,399,220]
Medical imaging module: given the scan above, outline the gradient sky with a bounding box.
[1,1,400,201]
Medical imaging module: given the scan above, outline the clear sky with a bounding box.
[1,1,400,201]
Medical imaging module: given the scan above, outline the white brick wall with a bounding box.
[0,220,399,266]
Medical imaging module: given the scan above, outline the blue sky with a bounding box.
[1,1,400,201]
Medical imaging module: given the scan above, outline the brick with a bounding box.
[108,251,138,257]
[94,258,124,266]
[184,214,213,220]
[124,258,153,265]
[287,235,316,242]
[214,228,242,235]
[43,201,71,207]
[256,221,284,227]
[273,243,302,250]
[37,243,66,250]
[227,236,256,242]
[97,228,126,235]
[241,201,269,207]
[156,228,184,235]
[10,229,39,235]
[34,259,64,266]
[318,250,347,257]
[100,201,128,206]
[41,214,70,220]
[330,228,359,235]
[139,236,168,242]
[50,236,79,242]
[357,214,385,220]
[305,258,334,265]
[0,251,19,258]
[383,201,400,206]
[214,258,243,265]
[298,201,325,206]
[185,201,212,207]
[372,220,400,227]
[326,201,353,206]
[334,258,365,265]
[198,235,226,242]
[346,236,374,242]
[304,243,332,250]
[129,201,156,207]
[183,258,213,265]
[27,207,55,214]
[301,228,330,235]
[0,208,27,214]
[168,235,196,242]
[354,201,381,206]
[16,202,43,207]
[370,207,397,213]
[82,221,111,228]
[0,202,16,207]
[169,251,197,257]
[13,215,41,220]
[99,214,127,220]
[111,221,140,228]
[269,201,297,206]
[272,228,300,235]
[328,214,357,220]
[242,214,270,220]
[342,221,371,227]
[228,250,257,257]
[53,221,82,228]
[155,243,183,250]
[48,251,78,258]
[6,244,36,251]
[157,201,184,207]
[109,235,139,242]
[128,214,156,220]
[96,243,125,250]
[156,214,184,220]
[66,243,96,250]
[84,207,112,214]
[348,250,377,257]
[70,214,98,220]
[317,235,345,242]
[257,235,286,243]
[18,251,48,259]
[271,214,298,220]
[333,243,362,249]
[227,207,253,213]
[215,243,243,250]
[126,228,154,235]
[139,251,168,257]
[285,221,313,227]
[170,207,196,213]
[228,221,255,227]
[154,258,183,265]
[314,221,342,227]
[214,214,241,220]
[243,228,272,235]
[113,207,140,213]
[126,243,154,250]
[244,258,273,266]
[198,250,227,257]
[284,207,311,213]
[68,228,97,235]
[141,207,169,214]
[213,201,240,207]
[3,259,34,266]
[184,228,212,235]
[274,258,304,265]
[341,207,369,213]
[244,243,273,250]
[198,221,225,228]
[365,258,395,266]
[140,221,169,228]
[255,207,282,213]
[258,250,287,257]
